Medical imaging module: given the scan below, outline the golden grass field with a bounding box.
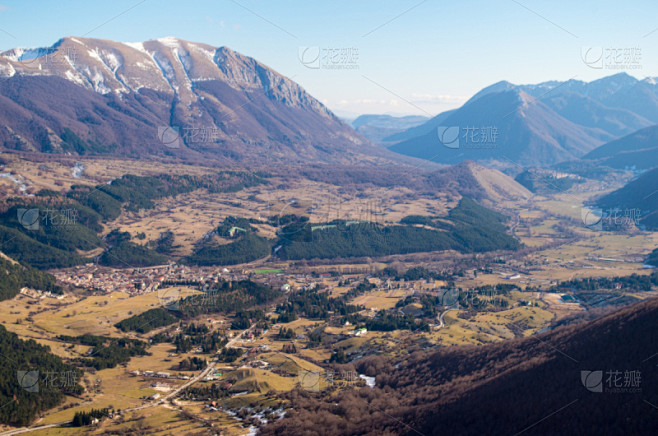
[351,289,407,310]
[0,153,216,195]
[432,305,555,346]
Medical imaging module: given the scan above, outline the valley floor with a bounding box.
[0,155,656,435]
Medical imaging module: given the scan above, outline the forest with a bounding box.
[275,197,520,260]
[0,325,83,426]
[549,272,658,293]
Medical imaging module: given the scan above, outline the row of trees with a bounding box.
[550,272,658,293]
[71,408,111,427]
[58,335,149,370]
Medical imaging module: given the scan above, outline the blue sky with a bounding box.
[1,0,657,117]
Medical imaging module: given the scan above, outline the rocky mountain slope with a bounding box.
[0,37,394,165]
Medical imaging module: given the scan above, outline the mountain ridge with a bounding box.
[0,36,413,166]
[582,124,658,170]
[387,73,658,167]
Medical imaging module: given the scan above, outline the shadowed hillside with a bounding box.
[261,297,658,435]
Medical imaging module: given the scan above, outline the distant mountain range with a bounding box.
[388,73,658,167]
[0,36,405,165]
[348,114,428,144]
[5,39,656,171]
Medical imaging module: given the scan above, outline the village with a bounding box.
[49,259,532,296]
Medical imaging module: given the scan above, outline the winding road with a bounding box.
[437,305,458,329]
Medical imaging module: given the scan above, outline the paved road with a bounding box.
[437,306,458,329]
[0,421,70,435]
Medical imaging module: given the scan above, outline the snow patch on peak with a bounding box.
[157,36,182,48]
[104,51,121,71]
[0,49,22,62]
[64,69,86,87]
[0,62,15,77]
[188,42,215,63]
[124,41,146,54]
[87,49,103,64]
[90,48,121,71]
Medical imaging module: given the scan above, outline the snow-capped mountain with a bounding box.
[0,36,388,164]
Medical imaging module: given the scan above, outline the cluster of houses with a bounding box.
[47,261,456,301]
[52,263,241,295]
[129,370,190,380]
[19,287,64,300]
[53,265,136,293]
